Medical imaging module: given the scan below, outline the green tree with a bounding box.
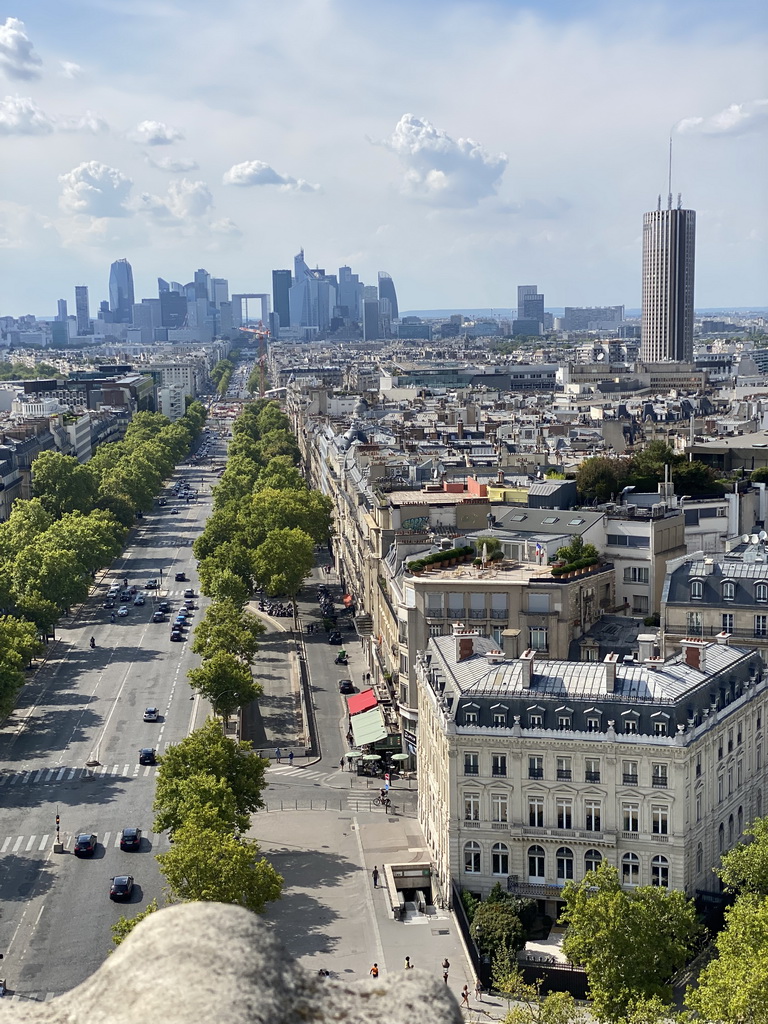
[256,402,290,435]
[187,651,261,719]
[470,890,530,958]
[251,527,314,604]
[12,547,89,613]
[256,456,307,493]
[197,564,250,606]
[156,811,282,912]
[242,488,333,548]
[191,600,265,664]
[32,451,98,516]
[0,658,25,718]
[575,456,625,503]
[492,949,585,1024]
[718,815,768,895]
[0,498,53,559]
[152,772,250,836]
[751,468,768,484]
[560,864,701,1022]
[687,893,768,1024]
[153,719,268,835]
[110,900,159,949]
[257,428,300,464]
[0,615,43,667]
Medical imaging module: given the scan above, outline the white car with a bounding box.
[117,605,129,617]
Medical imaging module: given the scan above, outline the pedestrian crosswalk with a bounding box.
[6,991,60,1004]
[0,763,157,788]
[267,764,337,784]
[0,827,166,858]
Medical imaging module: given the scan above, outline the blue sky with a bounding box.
[0,0,766,315]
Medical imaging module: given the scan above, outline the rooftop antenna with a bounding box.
[667,134,673,210]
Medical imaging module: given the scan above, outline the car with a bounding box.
[133,594,145,606]
[145,579,159,589]
[152,610,165,623]
[176,608,188,619]
[119,827,142,851]
[158,600,171,612]
[143,707,159,722]
[102,598,115,610]
[138,748,156,765]
[119,589,132,601]
[117,605,129,617]
[328,631,342,645]
[175,572,186,582]
[339,679,355,694]
[183,599,195,610]
[170,629,184,642]
[109,875,134,901]
[183,588,195,598]
[158,498,167,506]
[171,508,179,515]
[74,832,97,857]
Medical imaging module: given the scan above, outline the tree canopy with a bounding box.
[717,815,768,895]
[576,441,724,503]
[187,652,261,719]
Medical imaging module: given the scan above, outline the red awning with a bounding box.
[347,688,378,715]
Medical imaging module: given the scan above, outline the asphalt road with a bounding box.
[0,427,227,1001]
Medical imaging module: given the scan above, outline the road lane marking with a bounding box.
[102,832,111,847]
[13,836,23,852]
[133,766,139,776]
[114,834,121,847]
[38,835,48,850]
[44,769,53,781]
[68,769,76,779]
[112,765,119,774]
[56,768,66,781]
[123,763,130,775]
[100,765,108,775]
[1,837,10,852]
[20,772,30,785]
[30,770,41,783]
[25,836,36,851]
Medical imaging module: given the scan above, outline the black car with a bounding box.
[158,600,171,613]
[175,572,186,582]
[145,579,159,589]
[328,631,342,645]
[110,875,134,901]
[102,598,115,610]
[158,498,167,506]
[338,679,355,694]
[170,629,184,642]
[152,610,165,623]
[119,827,142,851]
[74,832,97,857]
[138,748,156,766]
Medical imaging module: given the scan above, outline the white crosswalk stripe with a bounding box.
[38,835,49,850]
[0,763,158,788]
[0,830,162,858]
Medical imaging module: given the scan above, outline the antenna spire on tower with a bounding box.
[667,134,673,210]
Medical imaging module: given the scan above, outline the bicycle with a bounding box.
[373,797,391,810]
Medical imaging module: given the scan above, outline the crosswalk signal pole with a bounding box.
[56,810,60,846]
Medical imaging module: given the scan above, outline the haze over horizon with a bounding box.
[0,0,765,316]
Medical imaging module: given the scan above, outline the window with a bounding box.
[624,566,650,584]
[728,767,734,795]
[632,594,650,615]
[585,800,601,832]
[623,760,639,785]
[556,756,572,781]
[464,792,480,821]
[541,516,559,525]
[556,797,573,830]
[651,855,669,887]
[652,805,669,835]
[568,518,585,526]
[464,752,479,776]
[718,776,724,802]
[491,793,508,823]
[738,806,744,835]
[696,843,703,874]
[653,720,667,736]
[585,758,601,783]
[722,581,735,601]
[528,845,545,880]
[529,797,544,828]
[492,754,507,777]
[696,754,702,778]
[696,792,702,822]
[429,623,444,637]
[652,763,668,787]
[728,729,734,753]
[492,843,509,875]
[722,613,734,633]
[728,814,734,844]
[607,534,649,548]
[585,849,602,873]
[464,710,478,725]
[622,852,640,885]
[625,718,638,735]
[528,593,551,614]
[586,717,601,733]
[464,841,481,873]
[758,745,763,770]
[556,847,574,881]
[756,615,768,638]
[492,711,507,727]
[558,714,572,731]
[529,756,544,780]
[757,582,768,603]
[530,627,548,651]
[623,802,640,832]
[691,580,703,600]
[687,611,703,635]
[738,761,743,787]
[529,713,543,728]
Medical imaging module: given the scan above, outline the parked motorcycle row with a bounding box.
[257,600,294,617]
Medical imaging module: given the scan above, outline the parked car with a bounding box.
[109,875,134,901]
[119,827,142,851]
[74,832,97,857]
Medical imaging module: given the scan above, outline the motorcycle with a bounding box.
[334,650,348,666]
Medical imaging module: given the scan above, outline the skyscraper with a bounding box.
[641,197,696,363]
[194,268,210,300]
[517,285,538,320]
[75,286,91,335]
[272,270,292,328]
[517,285,544,323]
[56,299,68,321]
[109,258,135,323]
[363,299,380,341]
[378,271,399,320]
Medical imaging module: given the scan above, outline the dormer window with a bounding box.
[465,711,478,725]
[756,582,768,603]
[722,581,735,601]
[690,580,703,600]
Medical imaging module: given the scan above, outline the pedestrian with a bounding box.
[288,750,294,766]
[339,756,345,770]
[461,985,470,1008]
[474,978,483,1002]
[370,963,379,978]
[442,958,450,972]
[372,865,379,888]
[275,746,282,763]
[442,969,449,985]
[404,956,413,970]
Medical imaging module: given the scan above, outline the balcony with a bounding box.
[447,610,465,619]
[621,829,640,840]
[464,765,479,776]
[463,820,480,829]
[490,609,508,620]
[652,777,668,788]
[622,774,639,785]
[468,610,485,620]
[492,768,507,778]
[585,772,601,783]
[556,770,572,781]
[651,833,670,842]
[528,769,544,780]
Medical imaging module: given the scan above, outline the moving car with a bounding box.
[117,605,129,617]
[170,628,184,642]
[138,748,156,765]
[184,599,195,610]
[74,832,97,857]
[171,508,179,515]
[145,579,159,589]
[152,610,165,623]
[338,679,355,695]
[120,590,132,602]
[158,498,166,506]
[133,594,145,606]
[158,600,171,612]
[175,572,187,582]
[110,875,134,901]
[183,588,195,598]
[143,707,159,722]
[102,598,115,610]
[119,827,142,851]
[328,631,342,645]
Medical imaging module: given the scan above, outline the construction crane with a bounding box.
[238,322,270,397]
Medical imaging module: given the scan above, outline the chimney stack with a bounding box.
[636,634,657,663]
[604,651,619,693]
[457,419,464,439]
[453,623,479,663]
[501,628,521,660]
[520,649,536,688]
[681,638,708,673]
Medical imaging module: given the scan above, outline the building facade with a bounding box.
[109,258,135,324]
[641,203,696,363]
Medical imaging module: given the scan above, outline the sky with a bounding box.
[0,0,766,316]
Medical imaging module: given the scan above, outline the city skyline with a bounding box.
[0,1,765,315]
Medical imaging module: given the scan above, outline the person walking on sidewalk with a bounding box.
[474,978,483,1002]
[288,750,294,766]
[441,958,450,985]
[404,956,413,970]
[275,747,282,763]
[369,963,379,978]
[461,985,470,1009]
[372,865,379,888]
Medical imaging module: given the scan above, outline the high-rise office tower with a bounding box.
[160,290,187,328]
[517,285,537,319]
[158,278,170,294]
[363,299,380,341]
[109,258,135,323]
[338,266,361,319]
[56,299,68,321]
[75,286,91,335]
[211,278,229,308]
[272,270,292,328]
[641,197,696,363]
[377,272,399,320]
[194,268,210,300]
[517,285,544,323]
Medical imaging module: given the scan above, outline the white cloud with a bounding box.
[58,161,133,218]
[0,200,53,249]
[0,18,41,80]
[146,155,199,172]
[59,110,109,134]
[131,178,214,221]
[0,95,53,135]
[210,217,241,237]
[676,99,768,136]
[60,61,82,79]
[379,113,508,207]
[222,159,320,192]
[130,119,184,145]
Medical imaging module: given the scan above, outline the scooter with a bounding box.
[334,650,348,666]
[89,637,96,649]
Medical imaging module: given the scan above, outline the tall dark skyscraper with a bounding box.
[517,285,544,323]
[272,269,292,328]
[641,197,696,363]
[378,271,399,320]
[56,299,68,321]
[75,285,91,335]
[109,258,135,323]
[160,290,187,328]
